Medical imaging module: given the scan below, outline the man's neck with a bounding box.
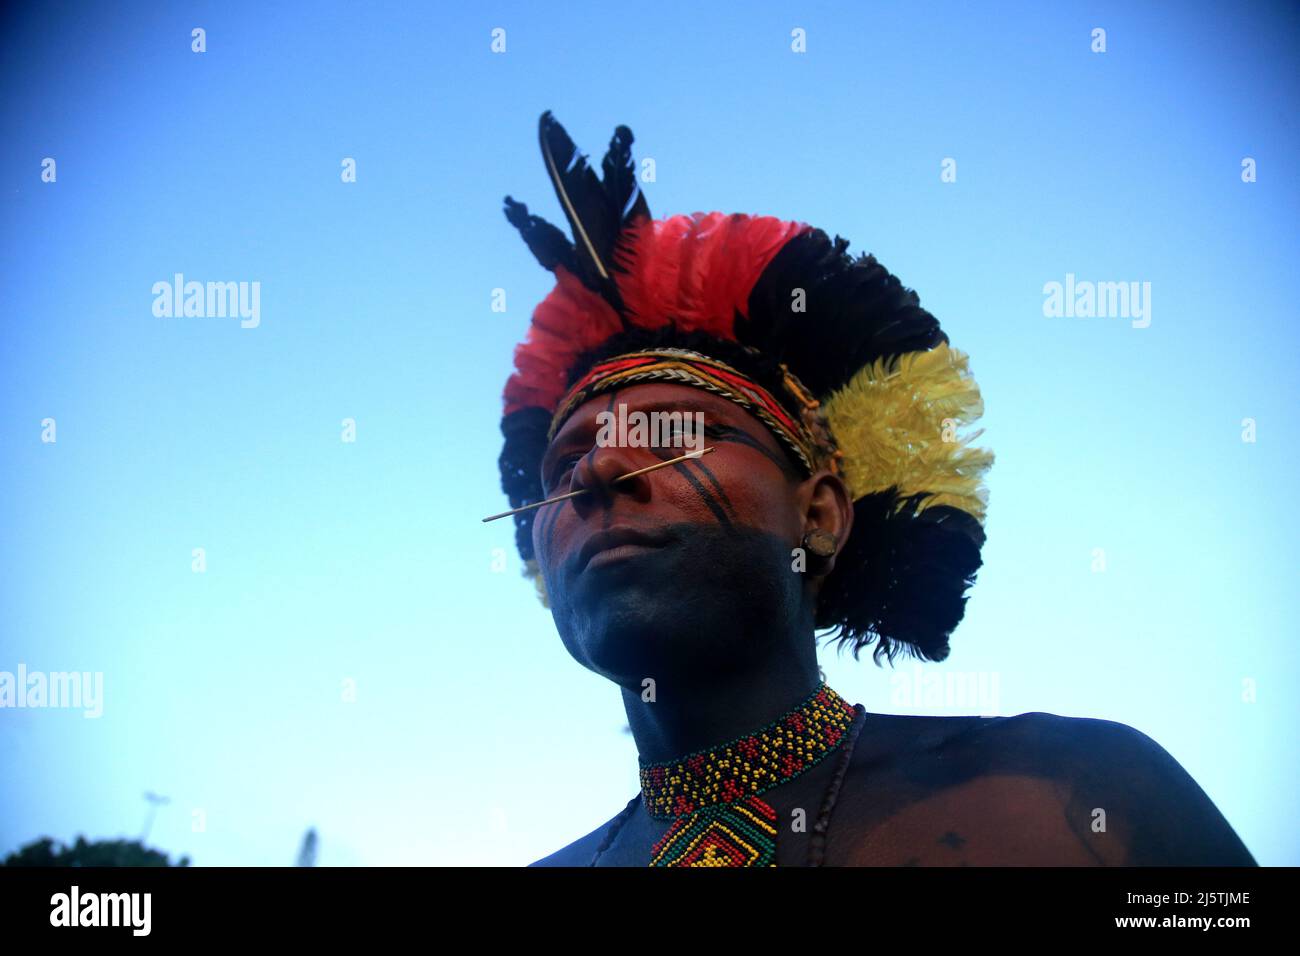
[620,659,822,764]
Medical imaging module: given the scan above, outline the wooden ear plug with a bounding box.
[801,528,837,571]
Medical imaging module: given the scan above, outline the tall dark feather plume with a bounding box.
[502,112,652,324]
[600,124,650,247]
[537,111,618,300]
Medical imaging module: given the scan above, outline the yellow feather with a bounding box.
[820,342,994,523]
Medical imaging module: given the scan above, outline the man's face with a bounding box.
[532,382,819,689]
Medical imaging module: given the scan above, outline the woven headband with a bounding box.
[547,348,842,478]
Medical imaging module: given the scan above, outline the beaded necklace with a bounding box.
[589,684,866,867]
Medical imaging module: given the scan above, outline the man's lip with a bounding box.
[576,527,673,573]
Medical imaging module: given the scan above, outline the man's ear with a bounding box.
[801,470,855,577]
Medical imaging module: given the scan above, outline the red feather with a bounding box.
[503,266,623,416]
[613,212,811,337]
[504,214,811,416]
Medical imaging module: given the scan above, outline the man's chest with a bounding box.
[592,716,1119,866]
[822,770,1104,866]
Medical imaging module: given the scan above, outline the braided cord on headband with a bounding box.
[548,348,840,478]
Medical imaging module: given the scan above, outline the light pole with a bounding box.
[141,791,171,842]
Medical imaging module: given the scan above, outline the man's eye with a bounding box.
[651,425,719,447]
[652,427,692,448]
[548,454,582,486]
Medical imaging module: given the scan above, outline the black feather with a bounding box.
[600,124,651,257]
[536,111,650,316]
[739,231,946,396]
[502,196,579,275]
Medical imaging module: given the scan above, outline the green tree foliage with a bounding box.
[3,836,189,867]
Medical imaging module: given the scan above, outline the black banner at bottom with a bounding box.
[0,865,1277,941]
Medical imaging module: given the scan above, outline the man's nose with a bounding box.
[570,444,652,507]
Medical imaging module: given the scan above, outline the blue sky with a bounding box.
[1,0,1296,866]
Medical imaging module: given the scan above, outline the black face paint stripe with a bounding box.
[538,391,622,559]
[647,439,743,526]
[647,447,738,522]
[600,393,619,530]
[672,461,733,528]
[709,425,800,479]
[684,458,736,518]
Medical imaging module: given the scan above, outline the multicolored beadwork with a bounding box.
[648,795,778,867]
[640,683,857,867]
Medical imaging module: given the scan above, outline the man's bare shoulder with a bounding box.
[527,800,635,867]
[851,709,1196,774]
[840,710,1256,865]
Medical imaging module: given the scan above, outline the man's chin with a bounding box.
[565,590,678,681]
[562,591,763,688]
[545,523,799,683]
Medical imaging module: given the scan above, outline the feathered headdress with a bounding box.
[500,111,993,663]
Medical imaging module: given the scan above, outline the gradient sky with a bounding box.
[2,0,1297,866]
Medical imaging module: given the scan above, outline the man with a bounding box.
[495,112,1256,867]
